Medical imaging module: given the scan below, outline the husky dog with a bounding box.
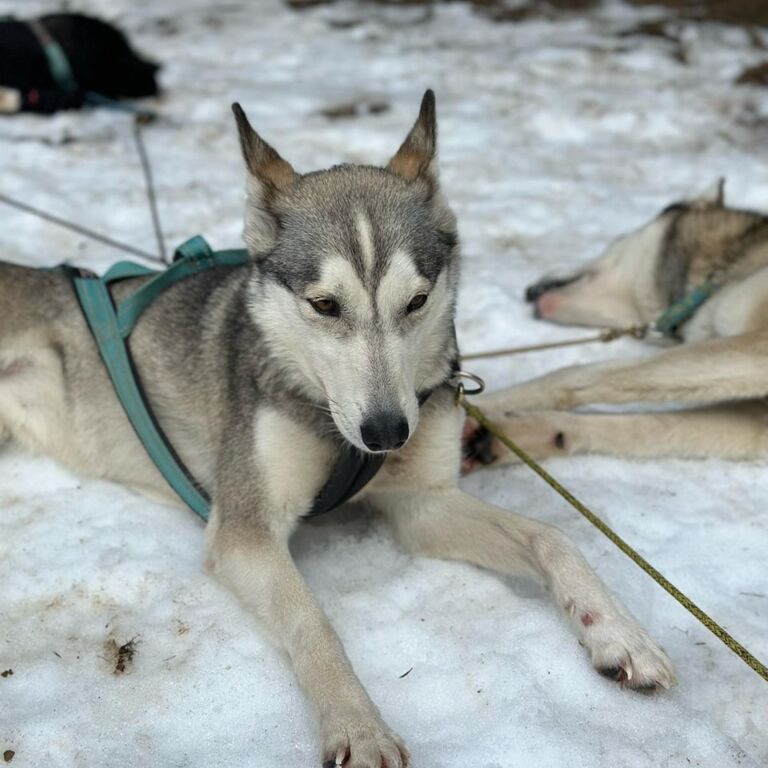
[0,13,159,114]
[471,181,768,468]
[0,92,674,767]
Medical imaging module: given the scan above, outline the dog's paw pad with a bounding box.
[597,663,665,692]
[586,621,676,692]
[322,716,409,768]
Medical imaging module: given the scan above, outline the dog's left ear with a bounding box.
[232,103,297,256]
[233,102,297,194]
[387,89,438,185]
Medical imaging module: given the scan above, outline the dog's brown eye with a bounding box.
[309,298,340,317]
[407,294,428,313]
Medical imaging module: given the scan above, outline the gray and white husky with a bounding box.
[0,92,674,767]
[476,181,768,468]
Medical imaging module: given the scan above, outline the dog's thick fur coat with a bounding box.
[0,93,674,766]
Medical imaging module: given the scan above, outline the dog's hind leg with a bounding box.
[0,336,69,456]
[478,330,768,414]
[0,263,80,457]
[465,402,768,467]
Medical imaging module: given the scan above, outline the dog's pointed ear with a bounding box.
[232,102,297,193]
[232,103,297,257]
[689,177,726,209]
[387,90,437,184]
[715,177,726,206]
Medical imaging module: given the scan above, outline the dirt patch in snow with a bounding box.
[103,637,138,675]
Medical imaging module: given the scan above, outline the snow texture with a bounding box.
[1,1,767,766]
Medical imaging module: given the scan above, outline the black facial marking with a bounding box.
[258,165,458,292]
[660,202,689,215]
[655,209,690,309]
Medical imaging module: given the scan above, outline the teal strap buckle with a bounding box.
[72,237,249,520]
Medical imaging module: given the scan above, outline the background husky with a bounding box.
[0,13,159,114]
[472,182,768,466]
[0,92,674,767]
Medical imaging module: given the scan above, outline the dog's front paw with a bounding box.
[321,711,409,768]
[582,613,676,692]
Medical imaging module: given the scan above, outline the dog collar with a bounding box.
[56,236,450,522]
[654,282,715,337]
[28,20,80,93]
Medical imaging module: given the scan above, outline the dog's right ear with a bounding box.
[232,103,297,256]
[387,90,438,186]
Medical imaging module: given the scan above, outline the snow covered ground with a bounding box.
[1,0,767,765]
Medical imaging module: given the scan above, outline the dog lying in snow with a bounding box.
[0,92,675,767]
[0,13,159,114]
[469,181,768,468]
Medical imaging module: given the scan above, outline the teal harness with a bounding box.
[62,236,386,522]
[654,283,715,337]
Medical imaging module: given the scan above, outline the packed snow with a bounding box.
[1,1,767,766]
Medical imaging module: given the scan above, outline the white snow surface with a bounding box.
[1,1,767,766]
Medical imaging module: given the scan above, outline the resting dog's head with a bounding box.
[524,179,738,329]
[233,91,460,453]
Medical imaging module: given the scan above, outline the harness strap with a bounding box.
[310,450,385,517]
[28,20,79,92]
[107,238,248,337]
[654,283,715,337]
[70,239,239,519]
[64,236,416,522]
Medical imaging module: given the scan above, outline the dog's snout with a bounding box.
[360,411,410,452]
[525,276,579,303]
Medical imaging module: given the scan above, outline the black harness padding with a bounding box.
[305,384,449,517]
[307,449,385,518]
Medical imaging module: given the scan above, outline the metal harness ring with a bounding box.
[451,369,486,405]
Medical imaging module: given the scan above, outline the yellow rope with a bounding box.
[460,395,768,684]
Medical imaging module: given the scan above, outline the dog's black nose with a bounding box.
[360,412,410,452]
[525,282,546,303]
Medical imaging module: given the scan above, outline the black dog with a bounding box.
[0,13,160,114]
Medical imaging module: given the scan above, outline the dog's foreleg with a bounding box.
[465,403,768,467]
[203,404,409,768]
[206,516,408,767]
[373,488,675,690]
[478,331,768,413]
